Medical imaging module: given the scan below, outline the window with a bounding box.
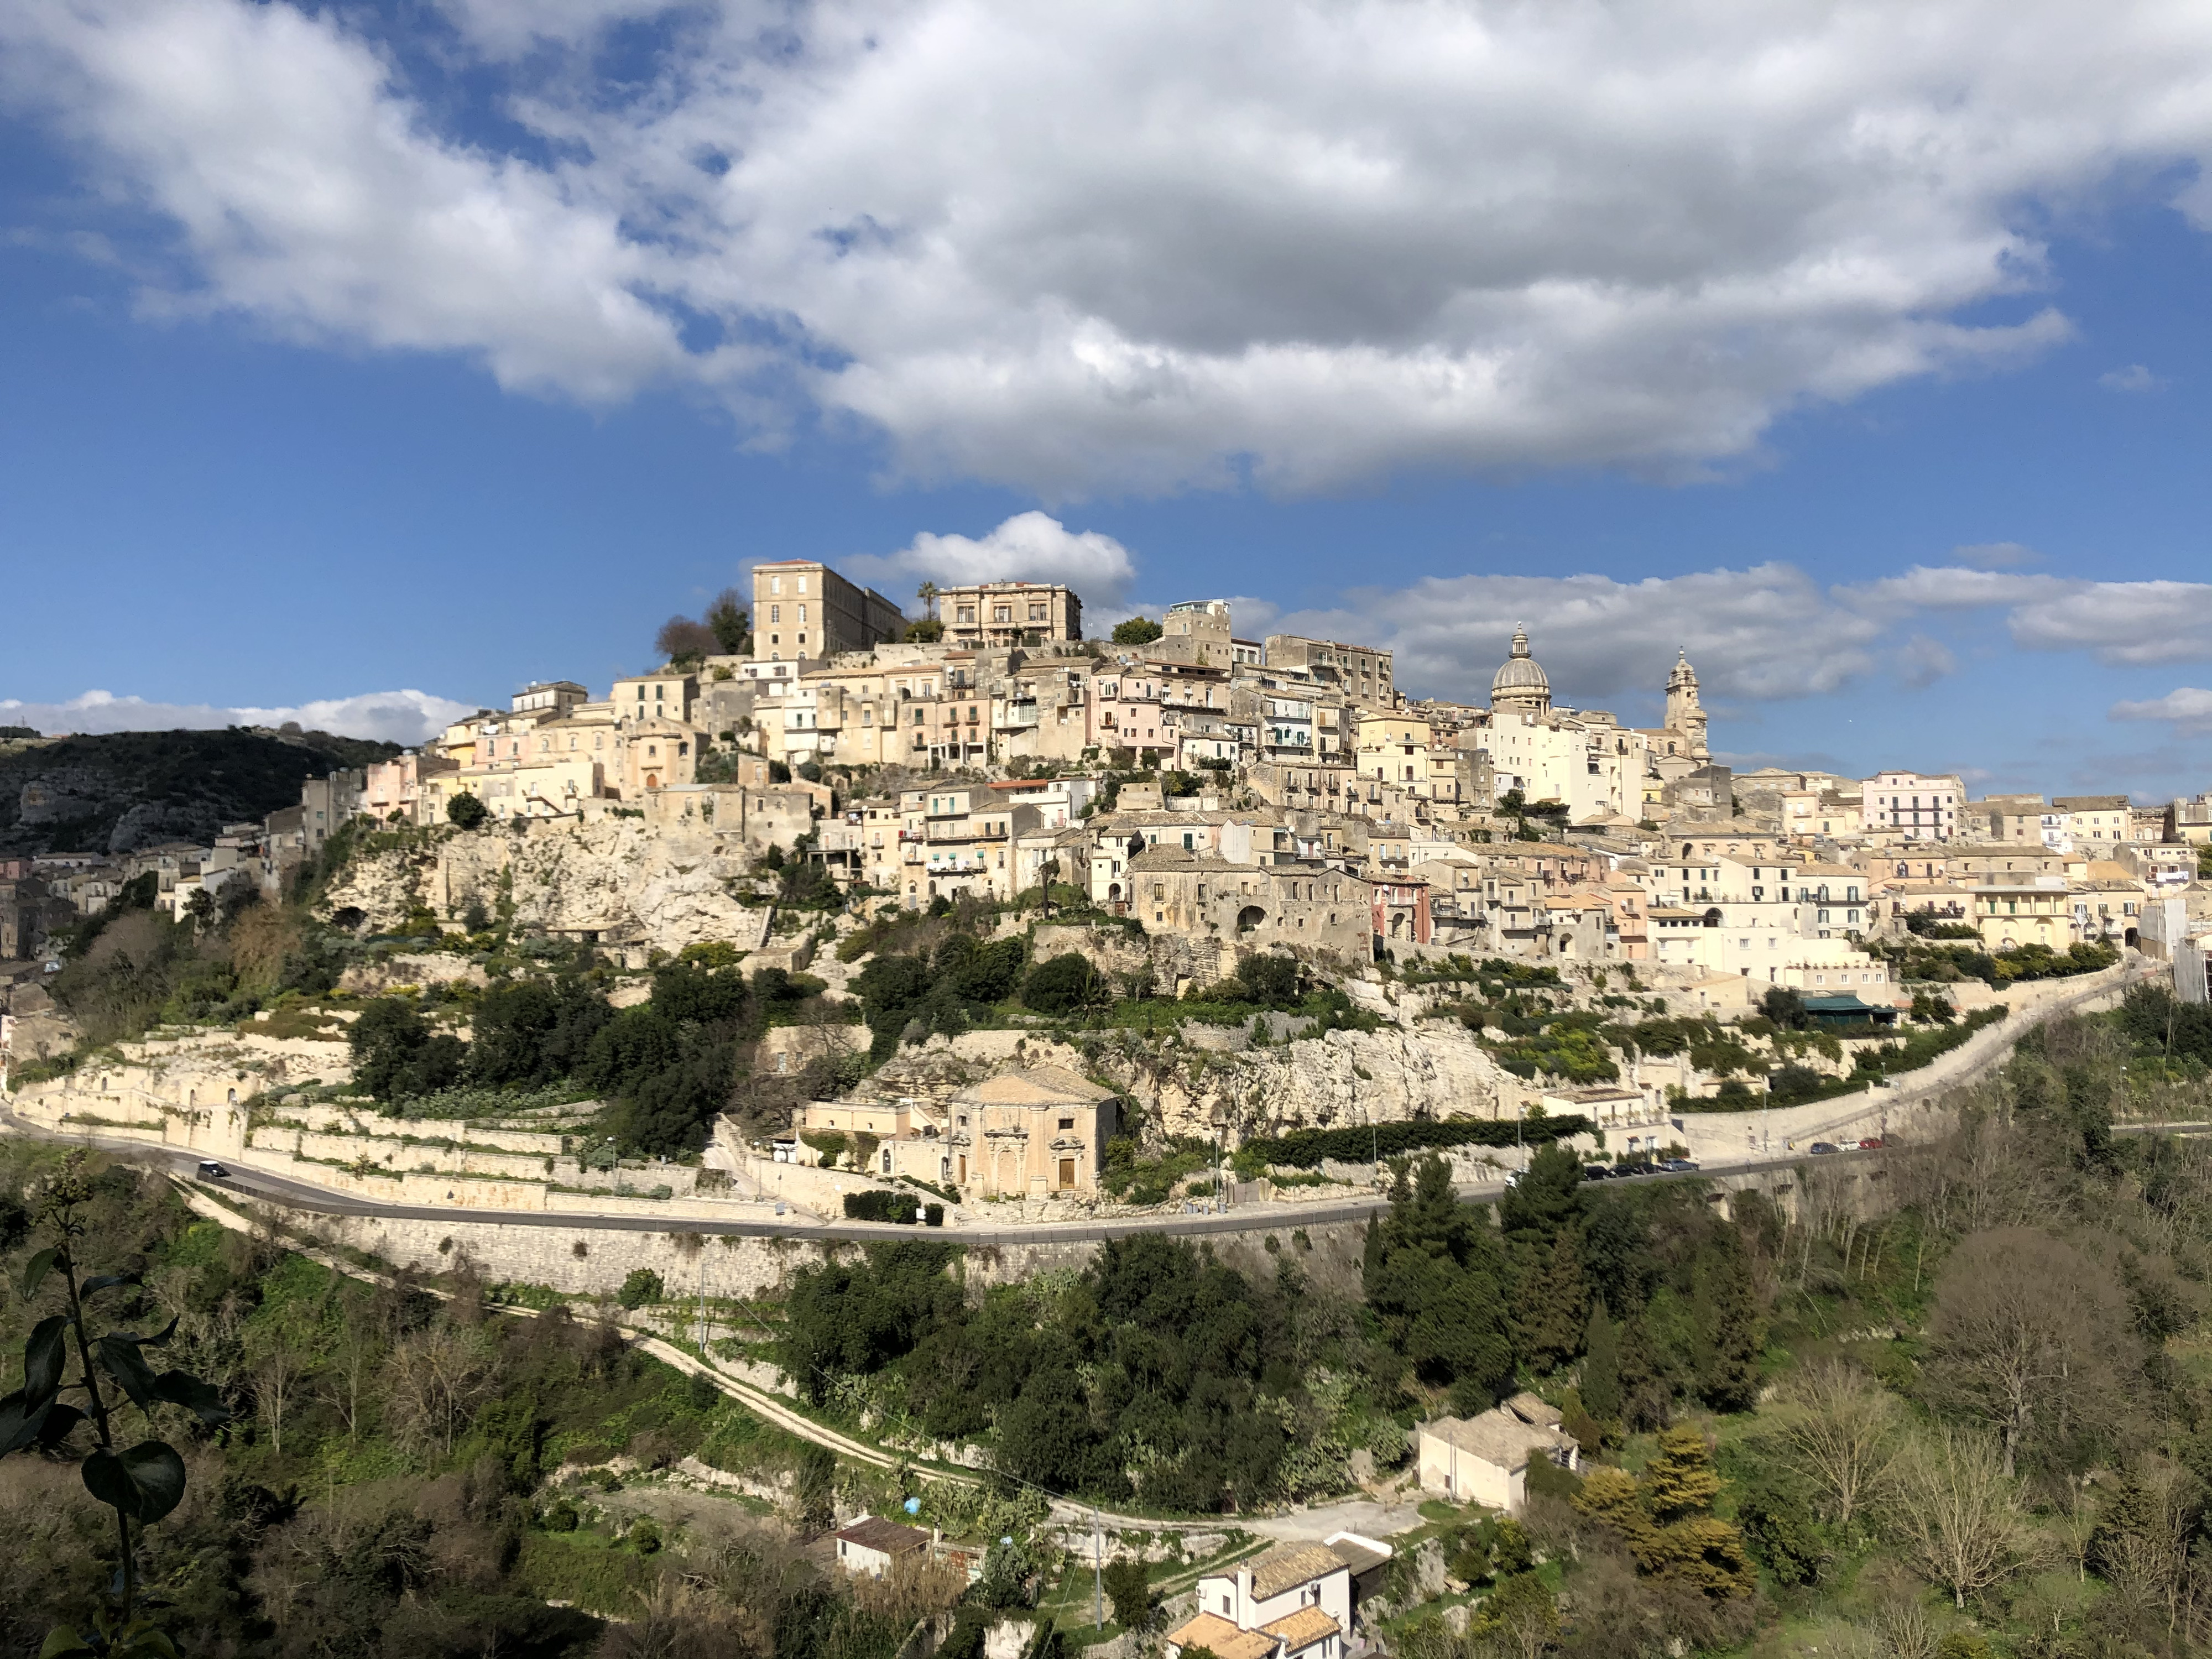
[771,576,782,594]
[1058,1118,1075,1130]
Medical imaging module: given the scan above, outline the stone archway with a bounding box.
[1238,905,1266,933]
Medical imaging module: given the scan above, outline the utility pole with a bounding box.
[697,1250,707,1354]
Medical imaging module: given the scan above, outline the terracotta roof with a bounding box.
[1259,1608,1342,1652]
[1167,1613,1275,1659]
[956,1065,1116,1106]
[1249,1542,1347,1600]
[834,1516,927,1554]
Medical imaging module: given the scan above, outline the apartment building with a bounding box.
[1265,634,1395,710]
[750,560,906,667]
[937,581,1081,648]
[1861,771,1963,841]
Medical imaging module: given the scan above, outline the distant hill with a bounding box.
[0,727,401,857]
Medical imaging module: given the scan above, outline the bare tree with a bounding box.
[317,1317,380,1440]
[1882,1426,2023,1608]
[1923,1227,2135,1477]
[381,1324,498,1457]
[655,615,720,666]
[251,1334,309,1455]
[1777,1359,1898,1528]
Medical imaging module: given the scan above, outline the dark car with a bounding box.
[1581,1164,1614,1181]
[1616,1160,1658,1178]
[1658,1157,1700,1172]
[1808,1141,1840,1155]
[196,1161,231,1179]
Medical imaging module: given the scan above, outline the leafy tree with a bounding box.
[349,997,467,1100]
[1024,953,1104,1016]
[704,587,750,654]
[617,1269,664,1310]
[1761,986,1810,1029]
[446,791,488,829]
[1235,952,1301,1007]
[1364,1157,1516,1407]
[0,1155,233,1657]
[1110,615,1164,645]
[1101,1557,1153,1630]
[1500,1143,1582,1249]
[465,977,612,1088]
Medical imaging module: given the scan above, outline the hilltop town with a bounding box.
[3,559,2210,1238]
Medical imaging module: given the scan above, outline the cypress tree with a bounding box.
[1515,1225,1588,1373]
[1693,1231,1765,1412]
[1618,1311,1671,1431]
[1581,1297,1622,1422]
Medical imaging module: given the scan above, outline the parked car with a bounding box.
[1581,1164,1614,1181]
[1858,1137,1886,1150]
[1616,1160,1658,1178]
[196,1161,231,1179]
[1658,1158,1700,1172]
[1808,1142,1840,1155]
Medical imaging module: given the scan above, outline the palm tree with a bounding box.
[917,581,940,622]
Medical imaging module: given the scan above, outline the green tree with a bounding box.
[1024,953,1103,1016]
[1235,952,1301,1006]
[1499,1143,1582,1249]
[1364,1157,1516,1406]
[1515,1225,1588,1374]
[1110,615,1164,645]
[1101,1557,1153,1631]
[446,791,488,828]
[617,1269,664,1310]
[705,587,750,654]
[1691,1229,1764,1412]
[1581,1298,1623,1422]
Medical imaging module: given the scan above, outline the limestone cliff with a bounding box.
[320,817,774,957]
[851,1018,1512,1144]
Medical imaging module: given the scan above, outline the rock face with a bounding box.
[852,1019,1510,1144]
[321,817,774,957]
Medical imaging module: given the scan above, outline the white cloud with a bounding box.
[6,0,2211,493]
[1275,563,1887,708]
[2110,686,2212,733]
[1894,634,1959,690]
[844,512,1140,611]
[0,689,473,745]
[1951,541,2044,569]
[2100,363,2166,392]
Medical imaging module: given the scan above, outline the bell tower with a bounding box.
[1665,650,1708,760]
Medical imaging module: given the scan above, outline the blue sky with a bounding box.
[2,0,2209,801]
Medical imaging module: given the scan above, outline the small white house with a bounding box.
[1418,1393,1582,1514]
[831,1515,928,1578]
[1167,1541,1369,1659]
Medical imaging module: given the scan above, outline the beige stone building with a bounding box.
[943,1067,1120,1197]
[750,559,906,669]
[1147,599,1237,667]
[937,581,1082,648]
[1264,634,1395,709]
[1417,1394,1581,1514]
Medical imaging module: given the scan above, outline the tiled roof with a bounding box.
[957,1065,1116,1106]
[1259,1608,1342,1652]
[834,1516,928,1554]
[1250,1542,1347,1600]
[1166,1613,1275,1659]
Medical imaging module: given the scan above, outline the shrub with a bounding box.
[1024,953,1103,1015]
[446,791,488,829]
[925,1203,945,1227]
[843,1190,921,1224]
[617,1269,665,1309]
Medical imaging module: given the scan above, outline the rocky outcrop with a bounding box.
[321,817,774,958]
[851,1019,1512,1144]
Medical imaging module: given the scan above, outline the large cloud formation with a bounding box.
[4,0,2208,494]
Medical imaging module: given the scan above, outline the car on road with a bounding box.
[1858,1137,1886,1150]
[1580,1164,1614,1181]
[196,1161,231,1179]
[1615,1160,1658,1178]
[1808,1142,1840,1155]
[1658,1158,1700,1172]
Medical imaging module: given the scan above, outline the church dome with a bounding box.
[1491,625,1551,703]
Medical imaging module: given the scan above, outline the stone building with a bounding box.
[750,559,906,669]
[936,580,1082,648]
[1121,846,1374,964]
[943,1066,1120,1197]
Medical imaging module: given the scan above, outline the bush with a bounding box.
[447,791,488,829]
[1236,953,1301,1008]
[1238,1115,1592,1172]
[843,1190,921,1224]
[617,1268,665,1309]
[1024,952,1104,1015]
[628,1519,662,1554]
[925,1203,945,1227]
[1110,615,1164,645]
[542,1501,579,1533]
